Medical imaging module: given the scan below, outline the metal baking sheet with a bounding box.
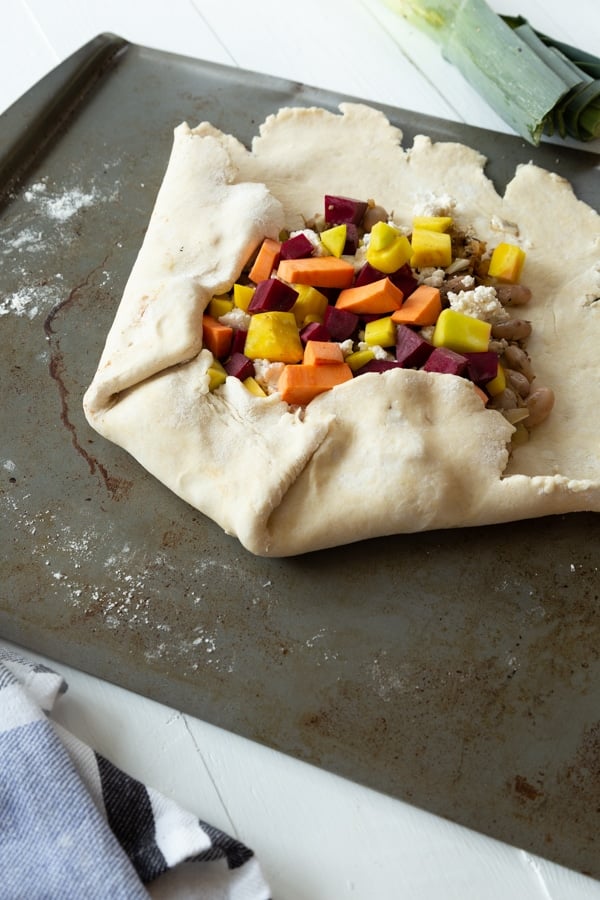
[1,35,599,878]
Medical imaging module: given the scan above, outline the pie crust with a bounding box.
[83,103,600,556]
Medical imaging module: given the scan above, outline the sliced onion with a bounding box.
[503,407,530,424]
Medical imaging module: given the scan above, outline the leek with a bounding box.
[384,0,600,144]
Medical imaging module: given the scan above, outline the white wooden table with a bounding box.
[2,2,599,898]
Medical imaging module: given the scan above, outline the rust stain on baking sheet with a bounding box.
[560,719,600,794]
[513,774,544,801]
[43,261,132,501]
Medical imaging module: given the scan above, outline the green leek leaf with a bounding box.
[501,16,600,79]
[385,0,600,144]
[501,15,600,140]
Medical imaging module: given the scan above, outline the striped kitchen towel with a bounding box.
[0,648,271,900]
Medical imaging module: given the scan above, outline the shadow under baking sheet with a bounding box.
[1,34,599,880]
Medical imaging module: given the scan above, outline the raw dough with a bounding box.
[83,103,600,556]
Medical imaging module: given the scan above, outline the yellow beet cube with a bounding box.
[345,349,375,371]
[488,242,526,283]
[233,283,255,312]
[432,308,491,353]
[410,228,452,268]
[243,376,267,397]
[364,316,397,348]
[368,221,397,251]
[320,224,347,258]
[366,222,412,274]
[412,215,453,233]
[291,284,329,327]
[207,359,227,391]
[244,311,304,363]
[208,295,234,318]
[485,362,506,396]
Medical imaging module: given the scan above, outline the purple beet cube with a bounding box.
[248,278,298,313]
[323,304,359,341]
[230,329,248,355]
[324,194,368,225]
[389,263,419,297]
[395,325,434,368]
[422,347,468,377]
[462,351,499,386]
[300,321,331,344]
[354,262,386,288]
[360,312,385,323]
[280,233,314,260]
[225,352,255,381]
[343,223,359,255]
[355,359,401,376]
[319,286,341,303]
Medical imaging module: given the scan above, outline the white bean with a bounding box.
[491,319,532,341]
[495,284,532,306]
[489,388,519,410]
[363,204,388,232]
[525,387,555,427]
[502,345,535,382]
[505,368,531,398]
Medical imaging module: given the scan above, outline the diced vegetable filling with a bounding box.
[202,194,554,442]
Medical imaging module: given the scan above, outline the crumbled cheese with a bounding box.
[412,192,456,218]
[357,342,393,360]
[418,267,446,287]
[252,358,285,394]
[420,325,435,342]
[453,274,475,290]
[338,339,355,357]
[218,308,251,330]
[448,285,509,323]
[353,243,368,270]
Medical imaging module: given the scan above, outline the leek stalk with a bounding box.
[385,0,600,144]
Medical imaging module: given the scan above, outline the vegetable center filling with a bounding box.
[203,194,554,444]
